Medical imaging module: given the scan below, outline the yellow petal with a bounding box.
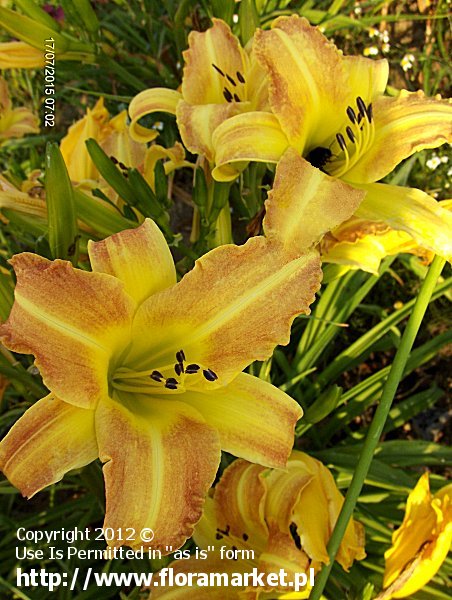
[182,373,301,469]
[100,111,146,170]
[60,98,110,181]
[96,395,221,552]
[182,18,247,105]
[128,87,182,143]
[177,100,240,163]
[0,253,135,409]
[343,55,389,104]
[212,111,289,182]
[0,41,44,68]
[0,395,97,498]
[263,149,365,253]
[254,15,349,152]
[383,473,438,588]
[355,182,452,260]
[129,235,321,386]
[345,90,452,184]
[143,141,191,189]
[88,219,176,305]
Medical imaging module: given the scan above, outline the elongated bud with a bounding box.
[45,142,79,264]
[15,0,61,31]
[71,0,99,35]
[0,6,68,51]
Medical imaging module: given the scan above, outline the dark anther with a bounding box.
[346,106,356,123]
[366,103,373,122]
[223,88,233,103]
[357,113,363,124]
[346,126,355,143]
[233,93,240,102]
[165,377,178,389]
[215,533,223,540]
[226,74,237,86]
[242,533,249,541]
[118,161,127,170]
[336,133,347,151]
[176,350,186,363]
[306,147,332,171]
[150,370,164,382]
[185,364,200,374]
[203,368,218,381]
[110,156,119,164]
[236,71,245,84]
[174,363,184,376]
[212,63,225,76]
[356,96,367,117]
[289,522,302,551]
[231,545,238,552]
[217,525,230,537]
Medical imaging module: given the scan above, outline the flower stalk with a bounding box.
[309,253,446,600]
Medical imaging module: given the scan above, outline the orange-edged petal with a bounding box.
[254,15,349,152]
[129,235,321,387]
[263,149,365,253]
[181,18,247,105]
[355,182,452,260]
[177,100,240,163]
[212,111,289,182]
[0,395,97,498]
[211,459,269,551]
[182,373,301,469]
[96,394,221,552]
[345,90,452,184]
[88,219,176,305]
[128,88,182,143]
[0,253,135,409]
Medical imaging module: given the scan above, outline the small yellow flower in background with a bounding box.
[211,15,452,263]
[149,451,365,599]
[128,18,269,164]
[0,40,44,69]
[0,151,363,552]
[0,76,38,140]
[378,473,452,599]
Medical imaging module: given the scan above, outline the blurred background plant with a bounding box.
[0,1,450,599]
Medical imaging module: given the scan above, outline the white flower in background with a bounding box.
[364,46,379,56]
[401,53,415,71]
[426,155,441,170]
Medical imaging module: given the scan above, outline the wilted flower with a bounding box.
[0,152,363,552]
[0,76,38,140]
[150,451,365,598]
[379,473,452,599]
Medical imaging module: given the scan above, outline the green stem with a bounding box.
[309,255,445,600]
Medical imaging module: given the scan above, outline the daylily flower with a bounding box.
[128,18,269,163]
[149,451,365,599]
[378,473,452,599]
[0,76,38,140]
[210,15,452,261]
[320,212,445,274]
[0,151,364,552]
[0,40,44,68]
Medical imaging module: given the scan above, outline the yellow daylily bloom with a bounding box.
[0,40,44,68]
[149,451,365,599]
[379,473,452,599]
[0,172,47,221]
[321,215,438,274]
[128,18,269,162]
[0,76,38,140]
[0,152,363,552]
[211,15,452,261]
